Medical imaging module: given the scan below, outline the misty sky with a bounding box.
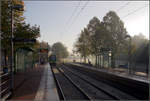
[24,1,149,53]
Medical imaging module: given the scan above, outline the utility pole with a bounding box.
[39,43,41,64]
[128,36,132,75]
[10,0,14,93]
[147,40,150,80]
[47,43,49,63]
[125,35,132,75]
[9,0,24,93]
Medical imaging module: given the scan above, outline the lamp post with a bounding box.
[108,50,112,69]
[10,1,24,93]
[47,43,49,62]
[125,35,132,75]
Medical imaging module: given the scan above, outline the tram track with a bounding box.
[64,63,148,100]
[53,65,133,100]
[61,65,137,100]
[52,64,141,100]
[58,67,115,100]
[51,66,90,100]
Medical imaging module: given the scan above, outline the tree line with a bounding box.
[74,11,149,67]
[51,42,69,63]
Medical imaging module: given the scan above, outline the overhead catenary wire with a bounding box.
[59,1,82,41]
[122,4,149,19]
[65,1,82,26]
[59,1,148,41]
[67,0,90,32]
[116,1,130,12]
[59,0,89,41]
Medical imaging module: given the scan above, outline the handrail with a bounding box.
[0,73,10,78]
[0,71,11,99]
[0,79,10,87]
[0,87,10,95]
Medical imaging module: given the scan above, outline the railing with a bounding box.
[0,67,12,100]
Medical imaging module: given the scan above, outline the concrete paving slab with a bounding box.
[34,63,59,101]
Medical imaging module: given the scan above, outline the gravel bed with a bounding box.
[65,64,148,100]
[63,65,137,100]
[60,67,114,100]
[52,67,88,100]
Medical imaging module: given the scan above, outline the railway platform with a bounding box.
[70,63,150,84]
[53,63,149,100]
[34,63,59,101]
[8,64,44,100]
[66,63,149,99]
[8,63,59,101]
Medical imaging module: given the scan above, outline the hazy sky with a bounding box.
[24,1,149,53]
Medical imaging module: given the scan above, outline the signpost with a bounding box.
[13,38,36,43]
[10,1,24,96]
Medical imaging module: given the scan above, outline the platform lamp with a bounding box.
[10,1,24,93]
[125,35,132,75]
[108,50,112,70]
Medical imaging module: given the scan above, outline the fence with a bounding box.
[0,47,34,100]
[88,54,149,77]
[0,68,11,100]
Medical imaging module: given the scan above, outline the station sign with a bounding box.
[40,49,48,53]
[13,38,36,43]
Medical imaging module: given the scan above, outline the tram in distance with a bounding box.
[49,55,56,66]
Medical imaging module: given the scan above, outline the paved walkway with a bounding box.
[8,63,59,101]
[9,65,44,100]
[71,63,150,84]
[34,63,59,101]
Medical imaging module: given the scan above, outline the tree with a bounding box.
[86,17,101,64]
[1,0,25,46]
[14,23,40,51]
[86,16,112,65]
[1,0,41,68]
[1,0,40,51]
[87,16,100,36]
[102,11,128,68]
[130,33,149,63]
[74,28,91,63]
[51,42,69,62]
[39,41,50,50]
[86,17,100,54]
[1,0,25,66]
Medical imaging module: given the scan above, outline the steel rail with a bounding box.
[62,65,137,100]
[56,67,92,100]
[51,67,66,100]
[61,66,117,100]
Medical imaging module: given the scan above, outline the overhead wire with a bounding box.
[65,1,82,26]
[115,1,148,19]
[67,0,90,32]
[116,1,130,12]
[59,0,89,41]
[59,1,82,41]
[122,4,149,19]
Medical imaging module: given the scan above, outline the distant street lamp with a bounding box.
[125,35,132,75]
[10,1,24,93]
[108,50,112,68]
